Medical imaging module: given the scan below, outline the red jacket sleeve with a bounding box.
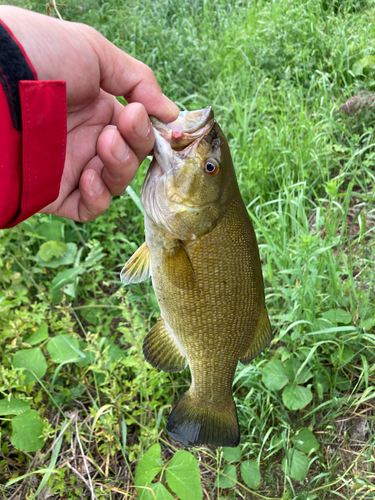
[0,20,67,229]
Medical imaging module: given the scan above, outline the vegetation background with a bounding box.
[0,0,374,498]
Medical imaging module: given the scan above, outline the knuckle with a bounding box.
[80,210,97,223]
[104,165,132,188]
[144,64,155,77]
[78,22,101,41]
[138,62,157,83]
[79,198,110,223]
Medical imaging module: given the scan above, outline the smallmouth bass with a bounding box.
[121,107,272,447]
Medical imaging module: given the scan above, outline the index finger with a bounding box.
[87,27,180,123]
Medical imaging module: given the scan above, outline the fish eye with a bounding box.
[204,159,220,176]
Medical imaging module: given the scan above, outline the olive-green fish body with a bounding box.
[121,108,271,447]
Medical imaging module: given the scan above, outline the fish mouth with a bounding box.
[150,107,215,171]
[151,106,213,136]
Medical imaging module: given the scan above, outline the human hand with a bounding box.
[0,6,179,222]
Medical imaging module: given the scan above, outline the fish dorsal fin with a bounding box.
[240,308,272,365]
[143,317,187,373]
[120,242,151,284]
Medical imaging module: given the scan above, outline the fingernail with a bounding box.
[133,108,150,138]
[112,131,129,162]
[162,93,180,117]
[90,171,104,195]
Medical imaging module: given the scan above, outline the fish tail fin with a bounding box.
[166,391,240,448]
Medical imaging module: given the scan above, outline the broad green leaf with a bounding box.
[336,376,351,391]
[281,493,292,500]
[215,464,237,489]
[322,309,352,325]
[240,460,261,490]
[150,483,174,500]
[25,323,48,346]
[51,267,84,302]
[47,335,81,363]
[63,282,76,299]
[359,55,375,68]
[361,317,375,330]
[282,448,309,481]
[11,410,45,452]
[136,483,174,500]
[352,61,363,76]
[13,348,48,384]
[135,443,162,499]
[102,338,126,366]
[166,450,202,500]
[342,346,355,363]
[282,385,312,410]
[331,345,355,367]
[36,221,64,241]
[262,359,289,391]
[75,341,96,367]
[7,418,66,499]
[285,358,300,382]
[281,350,292,362]
[0,398,30,416]
[316,382,324,401]
[80,307,100,326]
[352,479,368,491]
[134,487,154,500]
[223,446,241,463]
[37,243,77,269]
[285,358,313,384]
[38,241,67,262]
[313,369,331,393]
[292,428,319,454]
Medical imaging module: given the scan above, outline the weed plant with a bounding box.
[0,0,374,499]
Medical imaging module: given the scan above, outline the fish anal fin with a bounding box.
[167,391,240,447]
[120,242,151,284]
[240,308,272,365]
[143,318,187,373]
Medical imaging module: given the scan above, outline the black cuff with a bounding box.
[0,21,35,131]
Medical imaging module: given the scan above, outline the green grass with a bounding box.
[1,0,375,498]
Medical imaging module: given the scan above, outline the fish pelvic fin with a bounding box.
[240,308,272,365]
[166,391,240,448]
[143,317,187,373]
[120,242,151,284]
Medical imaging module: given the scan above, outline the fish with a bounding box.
[121,107,272,447]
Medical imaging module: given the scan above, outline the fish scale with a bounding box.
[121,108,272,447]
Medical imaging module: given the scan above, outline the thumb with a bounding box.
[88,29,179,123]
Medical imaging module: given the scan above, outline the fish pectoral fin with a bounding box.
[240,308,273,365]
[143,317,187,373]
[120,242,151,284]
[163,242,196,286]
